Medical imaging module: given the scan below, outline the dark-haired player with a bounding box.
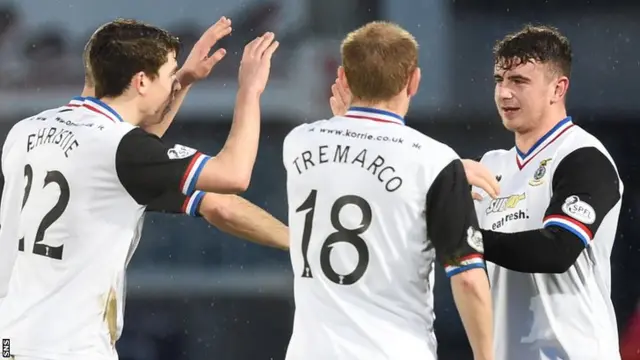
[470,25,623,360]
[0,19,279,360]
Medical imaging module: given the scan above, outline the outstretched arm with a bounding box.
[199,193,288,250]
[116,33,281,196]
[147,191,288,250]
[144,17,233,137]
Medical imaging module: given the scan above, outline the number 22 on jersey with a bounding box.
[18,164,70,260]
[295,189,373,285]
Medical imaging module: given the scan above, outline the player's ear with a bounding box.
[337,66,348,88]
[407,67,421,97]
[132,71,148,96]
[552,75,569,104]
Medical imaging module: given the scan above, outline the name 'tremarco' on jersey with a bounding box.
[291,144,403,192]
[27,126,80,158]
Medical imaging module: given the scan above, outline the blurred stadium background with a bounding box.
[0,0,639,359]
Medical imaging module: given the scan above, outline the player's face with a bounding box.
[493,60,555,133]
[143,51,180,122]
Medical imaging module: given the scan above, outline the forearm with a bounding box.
[199,193,288,250]
[481,226,584,273]
[143,83,192,138]
[451,269,494,360]
[215,89,261,183]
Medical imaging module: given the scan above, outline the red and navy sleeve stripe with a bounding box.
[179,153,210,196]
[543,215,593,247]
[444,253,485,278]
[181,190,206,217]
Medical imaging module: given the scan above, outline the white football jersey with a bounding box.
[472,117,623,360]
[283,107,486,360]
[0,96,209,360]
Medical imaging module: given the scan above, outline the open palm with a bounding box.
[179,16,233,86]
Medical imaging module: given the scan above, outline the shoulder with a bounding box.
[3,107,65,148]
[414,130,458,159]
[284,120,330,140]
[550,128,622,193]
[115,126,163,156]
[402,128,462,174]
[283,119,331,152]
[552,126,619,180]
[479,148,511,164]
[558,125,616,164]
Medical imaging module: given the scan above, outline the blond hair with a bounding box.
[341,21,418,102]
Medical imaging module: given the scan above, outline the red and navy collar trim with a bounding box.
[344,106,405,125]
[65,96,124,123]
[67,96,85,106]
[515,116,574,169]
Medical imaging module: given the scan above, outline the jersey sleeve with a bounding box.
[145,190,205,217]
[425,159,485,278]
[481,146,622,273]
[115,128,211,205]
[542,146,621,247]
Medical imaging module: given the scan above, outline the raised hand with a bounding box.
[329,68,352,116]
[179,16,233,86]
[238,32,280,95]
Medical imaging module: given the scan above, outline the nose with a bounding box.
[173,80,182,93]
[497,84,513,100]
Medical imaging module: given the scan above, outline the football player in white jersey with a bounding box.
[327,24,624,360]
[0,18,288,311]
[469,25,622,360]
[0,19,279,360]
[283,22,494,360]
[77,18,288,251]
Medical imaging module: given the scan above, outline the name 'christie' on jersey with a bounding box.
[472,117,623,360]
[283,108,485,360]
[0,97,209,360]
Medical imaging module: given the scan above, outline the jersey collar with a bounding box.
[67,96,85,106]
[67,96,124,123]
[515,116,574,169]
[344,106,405,125]
[83,97,124,122]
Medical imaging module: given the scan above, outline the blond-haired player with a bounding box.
[283,22,494,360]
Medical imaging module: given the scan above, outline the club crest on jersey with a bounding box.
[529,158,552,186]
[466,226,484,253]
[167,144,197,159]
[561,195,596,224]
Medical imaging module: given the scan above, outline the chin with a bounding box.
[500,117,519,132]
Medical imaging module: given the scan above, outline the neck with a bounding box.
[80,87,91,98]
[99,96,143,126]
[350,97,407,117]
[515,107,567,153]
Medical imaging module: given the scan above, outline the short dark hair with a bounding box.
[493,24,572,77]
[89,19,180,98]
